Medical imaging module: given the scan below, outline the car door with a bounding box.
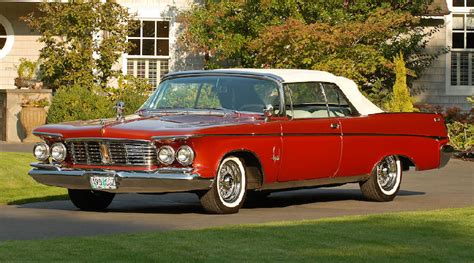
[321,82,365,178]
[279,82,342,182]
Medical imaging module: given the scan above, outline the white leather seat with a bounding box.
[311,110,329,118]
[288,110,312,119]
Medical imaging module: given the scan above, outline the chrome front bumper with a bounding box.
[29,163,212,193]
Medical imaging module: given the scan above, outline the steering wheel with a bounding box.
[238,104,265,112]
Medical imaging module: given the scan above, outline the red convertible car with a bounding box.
[29,69,452,214]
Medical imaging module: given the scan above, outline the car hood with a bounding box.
[33,113,265,140]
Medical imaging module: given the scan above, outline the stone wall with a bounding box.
[0,89,52,142]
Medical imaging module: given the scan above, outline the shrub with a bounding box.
[384,53,416,112]
[414,103,443,113]
[16,58,38,79]
[447,121,473,153]
[47,76,152,124]
[444,107,472,124]
[47,86,113,124]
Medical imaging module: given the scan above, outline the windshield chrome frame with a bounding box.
[141,73,285,117]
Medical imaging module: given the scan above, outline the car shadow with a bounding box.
[243,188,425,209]
[16,188,425,214]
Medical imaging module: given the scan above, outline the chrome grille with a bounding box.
[68,140,157,166]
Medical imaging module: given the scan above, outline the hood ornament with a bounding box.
[114,101,125,122]
[99,119,107,136]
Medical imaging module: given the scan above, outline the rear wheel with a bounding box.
[200,156,247,214]
[68,189,115,211]
[360,155,402,202]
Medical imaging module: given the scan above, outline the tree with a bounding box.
[22,1,152,123]
[179,0,442,105]
[385,52,416,112]
[22,0,137,89]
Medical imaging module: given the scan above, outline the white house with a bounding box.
[0,0,471,108]
[414,0,473,111]
[0,0,203,90]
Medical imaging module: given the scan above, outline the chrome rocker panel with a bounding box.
[29,163,212,193]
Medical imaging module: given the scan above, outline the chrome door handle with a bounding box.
[330,123,340,129]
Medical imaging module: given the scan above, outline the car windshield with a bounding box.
[140,76,280,114]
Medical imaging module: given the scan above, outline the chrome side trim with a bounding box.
[33,131,63,139]
[261,175,369,191]
[154,133,446,140]
[152,135,200,141]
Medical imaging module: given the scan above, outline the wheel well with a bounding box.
[398,155,416,171]
[223,151,264,190]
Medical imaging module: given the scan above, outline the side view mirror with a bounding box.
[263,104,273,122]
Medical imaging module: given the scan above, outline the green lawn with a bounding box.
[0,152,67,205]
[0,207,472,262]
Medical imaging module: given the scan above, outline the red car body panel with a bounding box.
[34,111,449,185]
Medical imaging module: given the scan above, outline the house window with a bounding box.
[126,59,169,87]
[126,20,170,86]
[0,15,14,59]
[450,13,474,86]
[453,0,474,7]
[0,23,6,50]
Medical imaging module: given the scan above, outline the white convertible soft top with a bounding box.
[217,69,384,115]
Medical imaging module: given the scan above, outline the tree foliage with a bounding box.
[179,0,442,105]
[22,0,137,89]
[22,1,153,123]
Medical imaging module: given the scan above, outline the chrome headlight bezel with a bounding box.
[51,142,67,162]
[176,145,195,166]
[33,142,50,162]
[157,145,175,165]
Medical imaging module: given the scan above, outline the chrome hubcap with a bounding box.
[376,156,399,191]
[218,160,242,203]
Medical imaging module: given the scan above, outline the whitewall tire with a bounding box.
[200,156,247,214]
[360,155,402,202]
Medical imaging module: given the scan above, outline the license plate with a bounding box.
[90,176,117,190]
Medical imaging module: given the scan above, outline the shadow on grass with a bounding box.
[0,208,472,262]
[7,195,69,205]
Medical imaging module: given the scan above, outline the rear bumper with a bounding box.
[29,163,212,193]
[439,145,454,168]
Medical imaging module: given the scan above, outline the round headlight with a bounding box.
[33,142,49,161]
[176,146,195,166]
[158,146,175,165]
[51,142,67,162]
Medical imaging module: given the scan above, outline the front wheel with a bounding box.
[200,156,247,214]
[68,189,115,211]
[359,155,402,202]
